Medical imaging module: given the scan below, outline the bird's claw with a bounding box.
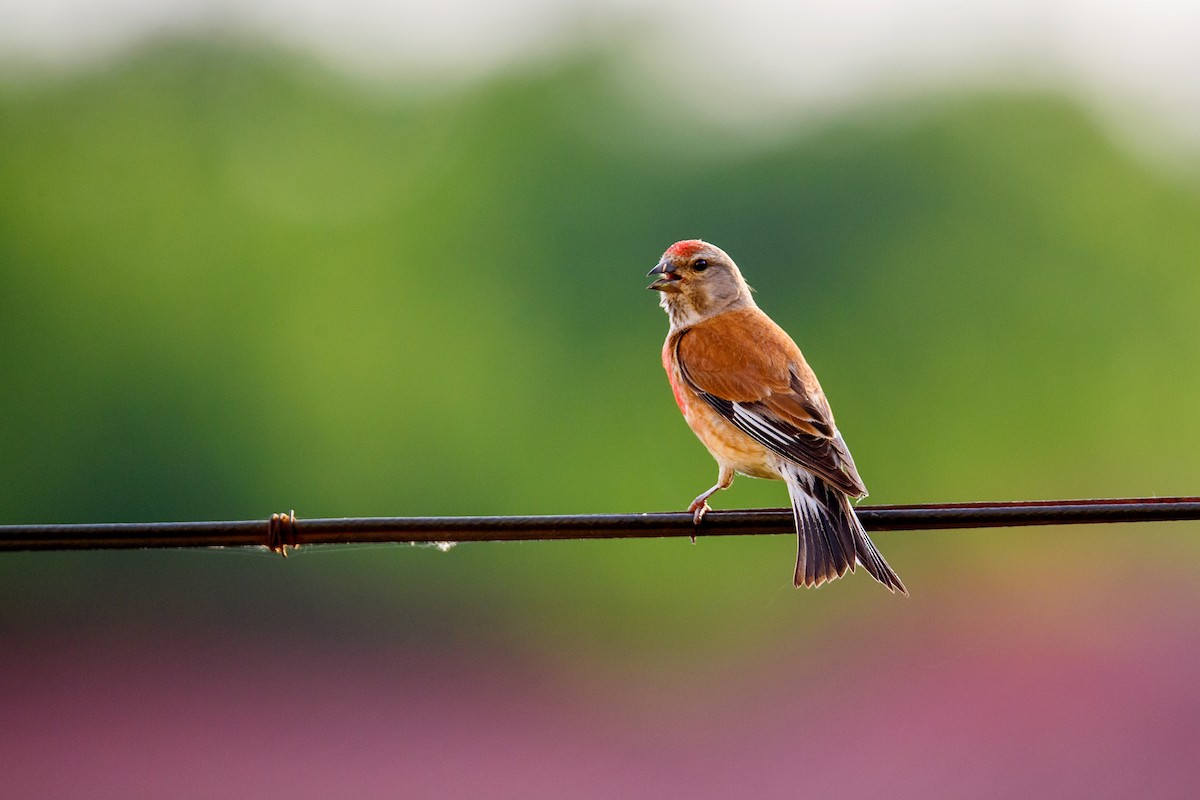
[687,500,712,543]
[688,499,711,525]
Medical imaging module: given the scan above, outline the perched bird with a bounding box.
[648,239,906,594]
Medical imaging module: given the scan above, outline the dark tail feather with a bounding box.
[783,465,907,595]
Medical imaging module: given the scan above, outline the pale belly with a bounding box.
[683,401,782,481]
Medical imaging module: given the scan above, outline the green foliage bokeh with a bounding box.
[3,40,1199,665]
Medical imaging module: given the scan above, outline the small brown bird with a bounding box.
[648,239,906,593]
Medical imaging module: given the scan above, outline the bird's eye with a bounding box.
[693,259,708,271]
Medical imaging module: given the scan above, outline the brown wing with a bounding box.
[675,308,867,498]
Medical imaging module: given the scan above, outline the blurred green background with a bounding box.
[3,35,1200,798]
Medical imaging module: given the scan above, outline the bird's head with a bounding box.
[648,239,754,329]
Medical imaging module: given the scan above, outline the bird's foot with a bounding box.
[687,498,712,543]
[688,498,712,524]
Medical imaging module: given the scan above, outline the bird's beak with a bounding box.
[647,260,680,292]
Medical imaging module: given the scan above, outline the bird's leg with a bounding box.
[687,466,735,535]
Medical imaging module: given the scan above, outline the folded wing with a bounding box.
[673,310,867,498]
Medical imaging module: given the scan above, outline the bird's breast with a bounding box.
[663,339,690,412]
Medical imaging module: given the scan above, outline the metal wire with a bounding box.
[2,497,1198,553]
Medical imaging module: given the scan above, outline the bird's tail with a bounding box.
[782,463,907,595]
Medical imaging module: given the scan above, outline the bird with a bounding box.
[648,239,906,594]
